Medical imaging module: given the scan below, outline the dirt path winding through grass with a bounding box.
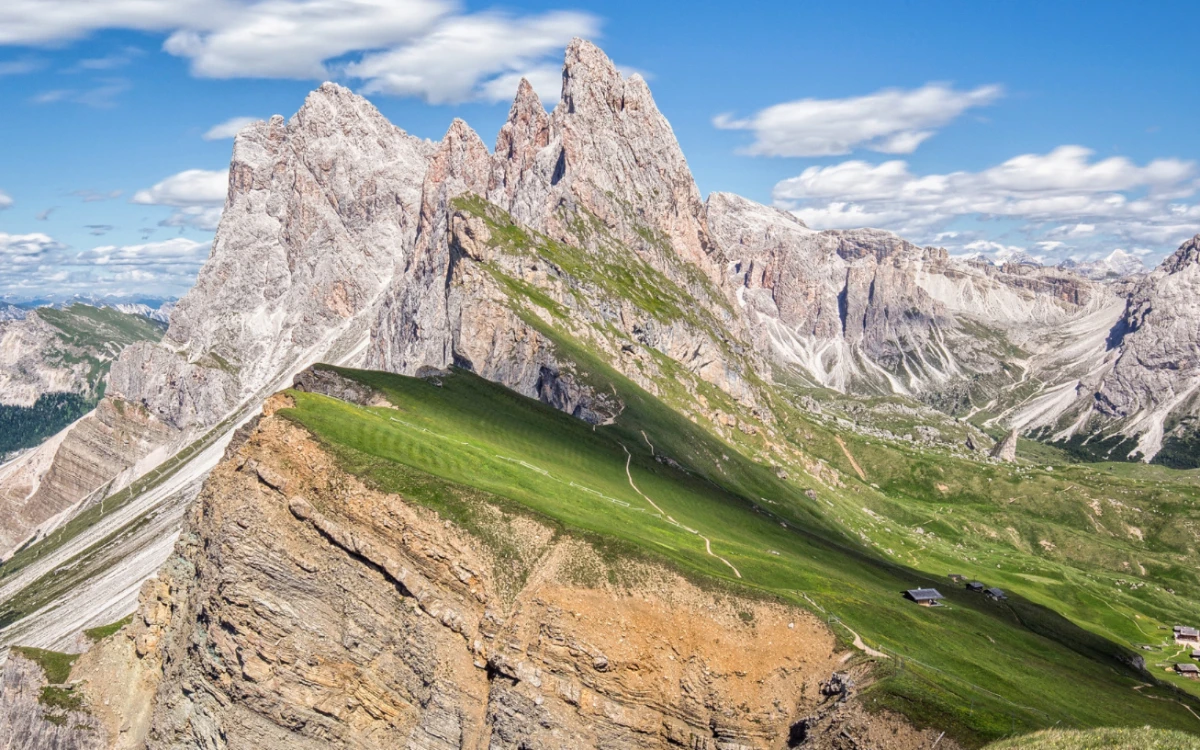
[797,591,888,658]
[834,436,867,481]
[620,444,742,579]
[1132,684,1200,724]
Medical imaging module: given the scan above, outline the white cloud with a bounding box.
[66,46,143,72]
[715,83,1002,157]
[159,205,224,231]
[479,65,562,104]
[0,1,602,105]
[0,232,65,263]
[202,116,258,140]
[0,191,11,209]
[163,0,449,79]
[78,237,210,266]
[774,146,1200,262]
[133,168,228,207]
[345,11,597,104]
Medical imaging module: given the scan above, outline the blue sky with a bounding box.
[0,0,1197,300]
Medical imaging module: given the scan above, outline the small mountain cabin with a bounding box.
[984,587,1007,601]
[904,588,944,607]
[1176,663,1200,679]
[967,581,985,592]
[1175,626,1200,643]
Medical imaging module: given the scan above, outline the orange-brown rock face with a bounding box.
[121,415,850,749]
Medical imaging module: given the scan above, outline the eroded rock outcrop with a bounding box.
[0,398,175,558]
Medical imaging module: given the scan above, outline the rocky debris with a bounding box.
[819,672,854,702]
[291,365,392,409]
[991,429,1019,463]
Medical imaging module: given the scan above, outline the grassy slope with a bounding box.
[282,365,1200,747]
[986,727,1200,749]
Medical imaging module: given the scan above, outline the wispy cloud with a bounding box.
[715,83,1002,157]
[71,188,122,202]
[33,77,131,107]
[0,58,42,76]
[63,45,142,72]
[202,116,258,140]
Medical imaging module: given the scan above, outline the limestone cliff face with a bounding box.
[1083,235,1200,460]
[0,305,165,408]
[110,83,435,432]
[0,85,435,554]
[707,191,1105,399]
[368,39,755,415]
[0,653,106,750]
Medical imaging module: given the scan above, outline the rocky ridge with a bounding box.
[0,305,165,409]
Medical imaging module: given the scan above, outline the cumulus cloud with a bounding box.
[0,232,65,263]
[202,116,258,140]
[132,169,228,231]
[773,146,1200,262]
[0,0,600,104]
[346,11,597,104]
[715,83,1002,157]
[132,169,228,207]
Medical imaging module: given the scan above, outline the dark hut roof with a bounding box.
[904,588,944,602]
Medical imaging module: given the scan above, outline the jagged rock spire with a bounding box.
[492,78,551,209]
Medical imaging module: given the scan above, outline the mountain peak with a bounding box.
[291,80,400,139]
[1161,234,1200,274]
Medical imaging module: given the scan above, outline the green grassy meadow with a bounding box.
[280,365,1200,747]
